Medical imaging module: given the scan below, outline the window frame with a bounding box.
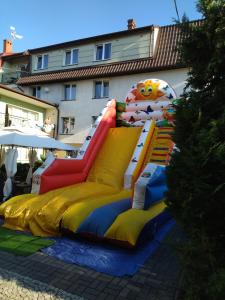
[64,48,79,66]
[32,86,41,98]
[93,80,109,99]
[61,117,75,135]
[95,43,112,61]
[36,54,48,70]
[63,84,76,101]
[91,116,98,126]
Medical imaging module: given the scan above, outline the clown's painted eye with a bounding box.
[148,87,152,92]
[140,88,145,93]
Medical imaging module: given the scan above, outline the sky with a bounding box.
[0,0,202,53]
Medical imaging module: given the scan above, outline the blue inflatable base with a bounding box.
[42,219,175,277]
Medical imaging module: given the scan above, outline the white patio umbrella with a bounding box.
[2,126,49,136]
[26,149,38,185]
[0,130,76,200]
[3,148,18,201]
[0,130,75,150]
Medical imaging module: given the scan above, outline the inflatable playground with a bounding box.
[0,79,177,248]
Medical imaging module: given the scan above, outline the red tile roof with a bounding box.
[17,21,202,86]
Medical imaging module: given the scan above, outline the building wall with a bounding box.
[0,94,58,136]
[0,96,46,114]
[23,68,187,144]
[0,96,45,128]
[31,32,152,73]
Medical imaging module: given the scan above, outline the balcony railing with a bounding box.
[1,70,30,84]
[0,112,32,128]
[0,112,55,137]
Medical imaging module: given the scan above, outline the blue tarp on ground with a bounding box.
[42,219,175,277]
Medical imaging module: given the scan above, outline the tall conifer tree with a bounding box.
[166,1,225,299]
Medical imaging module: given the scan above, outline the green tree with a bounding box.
[166,1,225,299]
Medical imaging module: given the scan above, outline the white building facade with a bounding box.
[5,20,199,145]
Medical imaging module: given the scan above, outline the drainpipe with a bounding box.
[55,104,59,139]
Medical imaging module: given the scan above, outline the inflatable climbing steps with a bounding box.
[148,127,174,166]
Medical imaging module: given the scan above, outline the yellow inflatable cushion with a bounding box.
[1,182,116,236]
[62,189,131,233]
[104,201,166,246]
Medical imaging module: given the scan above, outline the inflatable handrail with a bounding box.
[124,120,156,189]
[32,100,116,194]
[42,107,115,176]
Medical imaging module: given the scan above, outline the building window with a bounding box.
[95,43,111,61]
[91,116,98,126]
[62,117,75,134]
[8,104,40,128]
[64,84,76,100]
[94,81,109,98]
[37,54,48,70]
[64,49,79,65]
[32,86,41,98]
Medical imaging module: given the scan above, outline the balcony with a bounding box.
[1,70,30,84]
[0,112,55,138]
[0,112,31,128]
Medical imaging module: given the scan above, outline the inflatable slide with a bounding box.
[0,78,177,247]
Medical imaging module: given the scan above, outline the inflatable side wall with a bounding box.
[32,100,116,194]
[124,120,155,189]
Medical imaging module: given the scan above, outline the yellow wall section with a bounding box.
[142,127,158,165]
[130,122,155,187]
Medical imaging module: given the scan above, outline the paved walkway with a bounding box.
[0,225,183,300]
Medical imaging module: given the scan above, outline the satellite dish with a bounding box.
[10,26,23,40]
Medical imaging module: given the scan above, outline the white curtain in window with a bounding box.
[72,49,78,64]
[95,82,102,98]
[104,43,111,59]
[37,56,42,69]
[65,51,71,65]
[103,82,109,97]
[26,149,38,185]
[96,45,103,60]
[3,148,18,201]
[43,54,48,68]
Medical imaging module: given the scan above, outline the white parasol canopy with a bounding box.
[3,148,18,201]
[0,130,75,151]
[25,149,38,185]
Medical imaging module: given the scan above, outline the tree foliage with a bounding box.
[166,1,225,299]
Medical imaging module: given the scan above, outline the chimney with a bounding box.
[3,39,12,54]
[127,19,136,30]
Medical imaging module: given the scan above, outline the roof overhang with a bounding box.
[1,52,30,60]
[0,84,57,110]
